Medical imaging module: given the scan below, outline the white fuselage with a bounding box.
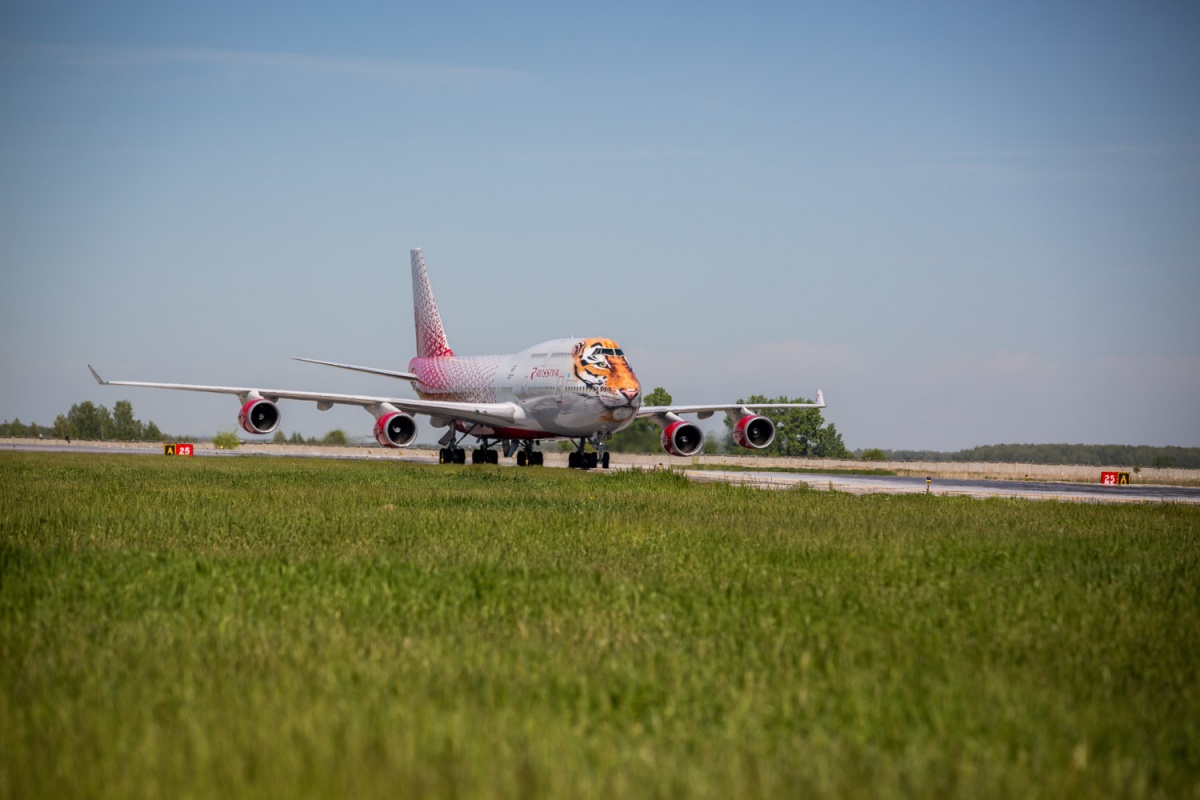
[410,338,642,439]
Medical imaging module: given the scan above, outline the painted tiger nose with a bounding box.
[621,388,640,402]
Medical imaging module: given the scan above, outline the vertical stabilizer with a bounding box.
[411,248,454,358]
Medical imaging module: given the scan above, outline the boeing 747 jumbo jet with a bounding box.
[90,249,826,469]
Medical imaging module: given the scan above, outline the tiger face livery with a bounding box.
[573,337,641,409]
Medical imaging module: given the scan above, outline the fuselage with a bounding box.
[409,337,642,439]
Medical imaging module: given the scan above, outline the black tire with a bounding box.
[517,450,527,467]
[533,451,544,466]
[453,449,466,464]
[601,451,610,469]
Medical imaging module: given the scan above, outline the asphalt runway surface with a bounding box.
[682,469,1200,505]
[8,441,1199,505]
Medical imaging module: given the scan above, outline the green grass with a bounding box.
[2,452,1198,799]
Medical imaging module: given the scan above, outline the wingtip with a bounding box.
[88,365,107,385]
[816,389,826,407]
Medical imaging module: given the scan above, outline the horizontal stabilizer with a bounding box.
[293,357,418,383]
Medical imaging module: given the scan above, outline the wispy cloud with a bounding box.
[1,41,533,87]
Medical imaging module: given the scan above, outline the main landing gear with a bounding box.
[567,435,611,470]
[437,425,472,464]
[438,446,467,464]
[438,427,541,466]
[515,446,544,467]
[471,447,500,465]
[505,438,541,467]
[438,443,503,464]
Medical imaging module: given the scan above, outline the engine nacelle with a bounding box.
[661,420,704,457]
[733,414,775,450]
[374,411,417,448]
[238,398,280,435]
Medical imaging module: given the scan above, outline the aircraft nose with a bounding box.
[621,387,640,403]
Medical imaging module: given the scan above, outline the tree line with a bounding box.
[2,401,164,442]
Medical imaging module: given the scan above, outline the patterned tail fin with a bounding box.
[411,248,454,358]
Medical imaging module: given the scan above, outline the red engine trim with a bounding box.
[373,411,417,448]
[661,420,704,457]
[733,414,775,449]
[238,398,280,435]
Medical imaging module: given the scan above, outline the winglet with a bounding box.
[815,389,825,407]
[88,365,108,385]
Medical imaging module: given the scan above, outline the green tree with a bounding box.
[143,421,163,442]
[321,429,348,446]
[273,430,288,444]
[724,395,849,459]
[52,413,73,440]
[111,400,143,441]
[609,386,673,453]
[62,402,113,440]
[289,432,305,445]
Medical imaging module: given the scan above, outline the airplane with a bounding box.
[90,248,827,470]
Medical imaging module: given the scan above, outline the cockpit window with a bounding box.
[599,348,624,356]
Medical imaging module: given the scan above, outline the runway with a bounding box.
[7,440,1199,505]
[682,469,1200,505]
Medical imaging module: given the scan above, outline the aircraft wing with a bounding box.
[87,366,525,428]
[637,390,826,420]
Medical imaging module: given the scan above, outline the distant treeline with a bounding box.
[1,401,165,442]
[875,444,1200,469]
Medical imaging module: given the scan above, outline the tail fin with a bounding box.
[411,248,454,358]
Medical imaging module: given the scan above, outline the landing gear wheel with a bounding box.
[569,450,598,470]
[601,451,610,469]
[453,448,466,464]
[487,450,499,464]
[533,452,544,466]
[517,451,528,467]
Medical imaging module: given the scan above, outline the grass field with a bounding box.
[2,452,1197,799]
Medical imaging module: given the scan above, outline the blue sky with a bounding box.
[2,1,1198,450]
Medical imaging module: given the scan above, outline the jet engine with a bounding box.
[732,414,775,450]
[374,411,418,448]
[661,420,704,457]
[238,398,280,434]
